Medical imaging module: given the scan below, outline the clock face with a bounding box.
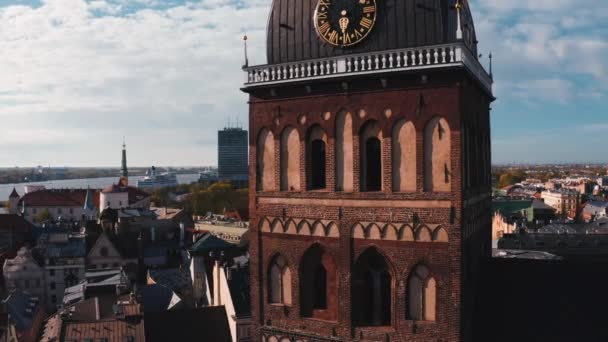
[314,0,377,47]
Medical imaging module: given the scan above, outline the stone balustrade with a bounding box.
[244,42,492,93]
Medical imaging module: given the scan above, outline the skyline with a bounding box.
[0,0,606,167]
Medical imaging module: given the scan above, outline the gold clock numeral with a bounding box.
[363,6,375,13]
[317,11,328,20]
[318,22,331,36]
[354,29,363,39]
[326,30,339,45]
[319,0,331,5]
[343,32,352,45]
[360,17,373,29]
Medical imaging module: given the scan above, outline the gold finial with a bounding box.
[455,0,462,10]
[243,34,248,41]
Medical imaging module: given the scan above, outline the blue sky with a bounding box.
[0,0,606,167]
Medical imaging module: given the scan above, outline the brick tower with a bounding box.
[242,0,494,341]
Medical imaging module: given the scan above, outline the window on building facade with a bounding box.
[360,121,382,192]
[407,265,437,322]
[392,120,416,192]
[353,248,392,326]
[268,255,292,305]
[300,244,335,319]
[50,282,56,290]
[307,125,327,191]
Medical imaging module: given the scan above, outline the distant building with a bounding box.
[3,248,45,300]
[2,290,45,342]
[99,183,151,212]
[36,228,87,308]
[492,198,556,240]
[14,188,100,224]
[189,233,251,342]
[218,128,248,186]
[541,189,581,217]
[582,201,608,222]
[498,218,608,259]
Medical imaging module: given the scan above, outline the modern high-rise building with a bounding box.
[242,0,494,341]
[218,128,249,185]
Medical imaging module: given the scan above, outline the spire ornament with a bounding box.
[455,0,463,40]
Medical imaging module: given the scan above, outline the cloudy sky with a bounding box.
[0,0,606,167]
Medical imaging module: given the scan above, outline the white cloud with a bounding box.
[0,0,269,166]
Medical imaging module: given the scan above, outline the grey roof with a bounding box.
[189,233,236,255]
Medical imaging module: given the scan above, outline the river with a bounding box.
[0,174,200,201]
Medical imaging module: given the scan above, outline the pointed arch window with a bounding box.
[268,255,292,305]
[300,244,336,320]
[353,248,392,327]
[307,126,327,190]
[407,265,436,322]
[360,120,383,192]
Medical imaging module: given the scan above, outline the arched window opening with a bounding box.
[314,265,327,309]
[280,127,301,191]
[300,245,336,320]
[407,265,436,322]
[353,248,392,327]
[360,121,383,192]
[307,126,328,190]
[365,138,382,191]
[257,128,276,192]
[268,255,292,305]
[424,117,451,192]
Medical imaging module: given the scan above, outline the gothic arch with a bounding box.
[280,126,301,191]
[399,225,415,241]
[260,218,272,233]
[352,247,393,327]
[284,220,297,235]
[312,221,325,237]
[433,226,449,242]
[360,120,383,192]
[392,119,416,192]
[423,117,451,192]
[407,264,437,322]
[299,244,337,320]
[326,222,339,238]
[416,226,432,242]
[336,111,354,192]
[383,224,399,240]
[352,223,366,239]
[257,128,276,191]
[367,223,382,240]
[271,218,283,233]
[298,221,312,236]
[268,254,293,305]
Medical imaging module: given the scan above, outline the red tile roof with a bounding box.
[18,189,101,208]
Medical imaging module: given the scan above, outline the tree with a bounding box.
[34,209,53,223]
[497,173,524,188]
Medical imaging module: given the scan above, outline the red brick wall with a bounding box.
[248,74,492,342]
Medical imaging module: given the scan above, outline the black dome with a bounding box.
[266,0,477,65]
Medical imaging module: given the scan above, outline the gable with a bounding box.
[88,233,122,259]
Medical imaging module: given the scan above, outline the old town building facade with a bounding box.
[243,0,493,341]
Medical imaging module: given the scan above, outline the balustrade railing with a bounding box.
[243,43,492,93]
